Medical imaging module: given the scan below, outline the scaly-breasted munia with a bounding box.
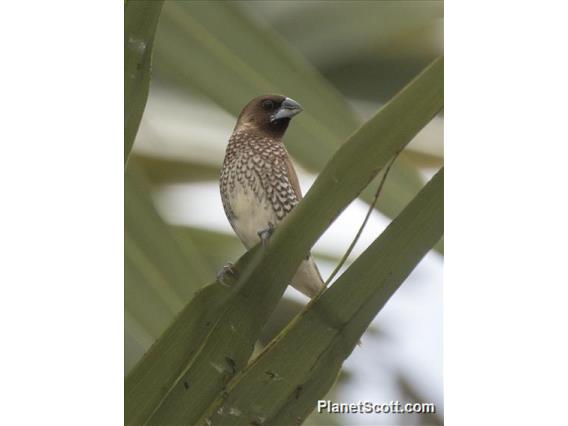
[219,95,324,298]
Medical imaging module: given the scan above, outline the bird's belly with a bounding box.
[228,182,277,249]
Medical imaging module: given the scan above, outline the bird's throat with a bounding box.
[262,117,290,139]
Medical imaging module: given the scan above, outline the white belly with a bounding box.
[228,181,277,249]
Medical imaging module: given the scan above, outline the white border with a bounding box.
[0,2,123,424]
[446,0,568,424]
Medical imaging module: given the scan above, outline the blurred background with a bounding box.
[125,1,443,425]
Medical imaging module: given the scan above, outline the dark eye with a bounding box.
[262,99,275,110]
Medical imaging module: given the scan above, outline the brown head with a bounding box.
[234,94,303,139]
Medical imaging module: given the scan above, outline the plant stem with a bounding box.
[325,153,400,286]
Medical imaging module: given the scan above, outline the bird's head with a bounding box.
[235,94,303,139]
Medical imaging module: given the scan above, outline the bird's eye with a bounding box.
[262,99,275,110]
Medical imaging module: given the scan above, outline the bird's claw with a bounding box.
[217,262,238,286]
[257,222,275,248]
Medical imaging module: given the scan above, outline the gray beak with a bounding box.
[271,97,303,122]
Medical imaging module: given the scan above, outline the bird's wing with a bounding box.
[284,156,303,200]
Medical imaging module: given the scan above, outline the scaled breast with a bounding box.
[220,131,300,223]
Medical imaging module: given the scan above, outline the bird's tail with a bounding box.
[291,255,362,345]
[291,255,325,299]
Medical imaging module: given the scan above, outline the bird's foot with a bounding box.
[217,262,238,286]
[257,222,275,248]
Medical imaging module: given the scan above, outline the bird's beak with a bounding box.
[271,97,303,122]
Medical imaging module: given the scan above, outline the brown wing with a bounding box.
[284,156,303,201]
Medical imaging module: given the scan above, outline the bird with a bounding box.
[219,94,325,298]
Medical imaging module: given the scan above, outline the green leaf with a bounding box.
[124,166,213,302]
[130,57,443,425]
[125,280,233,425]
[130,154,220,184]
[125,219,346,365]
[124,0,164,165]
[152,0,427,228]
[201,168,443,425]
[125,224,246,375]
[125,165,213,341]
[242,1,443,66]
[241,1,443,103]
[125,311,154,374]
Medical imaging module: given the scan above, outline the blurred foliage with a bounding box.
[149,0,437,231]
[125,1,443,424]
[240,1,443,101]
[130,153,220,183]
[125,54,443,424]
[125,165,213,369]
[124,0,164,163]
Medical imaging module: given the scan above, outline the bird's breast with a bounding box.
[220,136,299,248]
[226,173,277,249]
